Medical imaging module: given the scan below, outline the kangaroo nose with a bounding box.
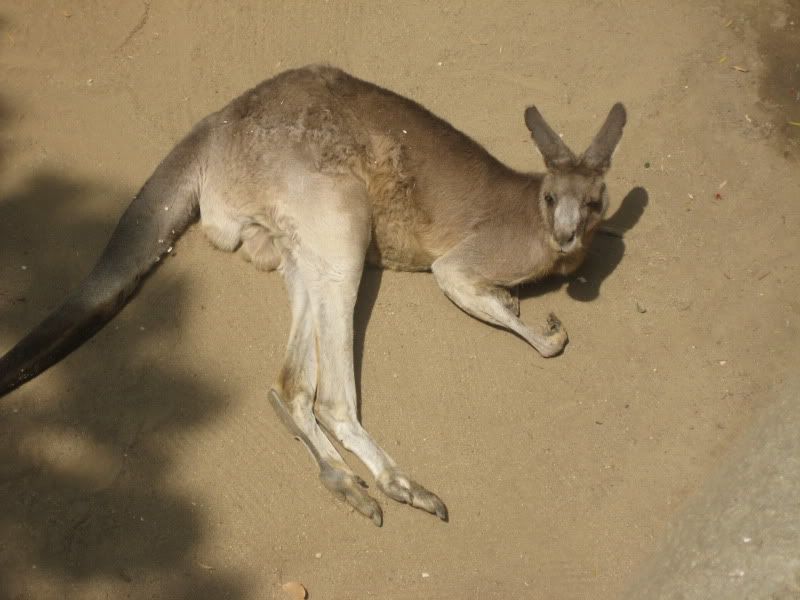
[556,230,576,248]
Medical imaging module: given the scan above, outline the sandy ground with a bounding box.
[0,1,798,599]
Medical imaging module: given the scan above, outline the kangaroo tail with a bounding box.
[0,125,209,397]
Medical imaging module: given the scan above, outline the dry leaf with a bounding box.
[282,581,308,600]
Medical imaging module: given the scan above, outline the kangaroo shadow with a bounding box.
[0,98,8,174]
[0,170,246,598]
[353,267,383,420]
[521,186,649,302]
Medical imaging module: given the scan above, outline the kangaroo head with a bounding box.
[524,103,626,255]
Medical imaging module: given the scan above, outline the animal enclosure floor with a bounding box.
[0,1,798,599]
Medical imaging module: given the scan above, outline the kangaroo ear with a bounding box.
[580,103,627,174]
[524,106,576,171]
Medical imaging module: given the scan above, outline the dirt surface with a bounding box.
[0,2,797,599]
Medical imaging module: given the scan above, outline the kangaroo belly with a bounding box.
[367,209,434,271]
[361,134,435,271]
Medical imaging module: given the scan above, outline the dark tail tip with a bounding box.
[0,296,119,398]
[0,121,206,398]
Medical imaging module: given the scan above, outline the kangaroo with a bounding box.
[0,65,626,526]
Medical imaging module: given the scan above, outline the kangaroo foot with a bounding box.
[377,469,448,521]
[320,465,383,526]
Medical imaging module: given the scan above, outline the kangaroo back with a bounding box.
[0,124,209,396]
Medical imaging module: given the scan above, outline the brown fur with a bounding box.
[0,64,627,526]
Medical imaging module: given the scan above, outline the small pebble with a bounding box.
[728,569,745,578]
[421,572,430,578]
[281,581,307,600]
[635,301,647,313]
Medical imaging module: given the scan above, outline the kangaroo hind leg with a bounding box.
[287,188,446,521]
[307,262,447,521]
[271,257,382,525]
[275,173,445,523]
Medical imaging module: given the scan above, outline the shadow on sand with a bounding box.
[521,186,649,302]
[0,150,246,598]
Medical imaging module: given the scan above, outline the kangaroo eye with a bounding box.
[587,199,603,211]
[544,193,556,206]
